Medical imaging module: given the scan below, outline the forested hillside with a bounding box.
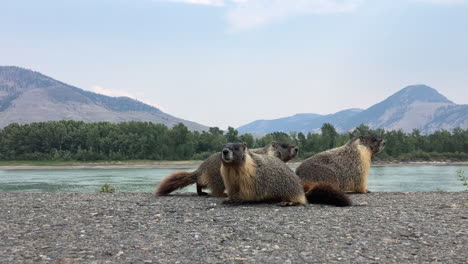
[0,121,467,162]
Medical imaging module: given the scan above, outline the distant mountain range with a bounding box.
[2,67,466,134]
[238,84,468,134]
[0,66,208,131]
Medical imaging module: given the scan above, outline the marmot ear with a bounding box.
[271,141,278,147]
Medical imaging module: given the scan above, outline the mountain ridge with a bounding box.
[0,66,208,131]
[238,84,467,134]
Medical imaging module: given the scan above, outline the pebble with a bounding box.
[0,192,466,263]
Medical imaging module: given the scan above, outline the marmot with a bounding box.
[295,136,385,193]
[220,143,351,206]
[251,142,298,163]
[155,142,298,196]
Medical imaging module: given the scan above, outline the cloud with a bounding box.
[157,0,364,31]
[158,0,466,32]
[412,0,467,4]
[92,85,166,111]
[226,0,364,32]
[157,0,225,6]
[92,85,135,98]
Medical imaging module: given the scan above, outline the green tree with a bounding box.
[321,123,338,149]
[0,120,467,162]
[239,133,255,148]
[225,127,240,143]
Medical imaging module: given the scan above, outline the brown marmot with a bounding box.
[250,142,298,162]
[220,143,351,206]
[155,142,298,196]
[295,136,385,193]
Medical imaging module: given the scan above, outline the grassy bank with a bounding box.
[0,159,467,170]
[0,160,205,170]
[0,160,158,166]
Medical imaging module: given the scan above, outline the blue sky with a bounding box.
[1,0,467,129]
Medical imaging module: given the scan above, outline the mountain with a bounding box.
[238,84,468,134]
[238,109,363,134]
[0,66,208,131]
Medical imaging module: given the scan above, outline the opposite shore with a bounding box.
[0,160,467,170]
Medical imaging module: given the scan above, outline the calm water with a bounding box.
[0,166,466,193]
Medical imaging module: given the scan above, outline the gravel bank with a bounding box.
[1,192,467,263]
[1,161,467,170]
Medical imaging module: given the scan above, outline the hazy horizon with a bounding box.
[2,0,467,129]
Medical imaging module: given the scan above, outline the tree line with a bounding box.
[0,120,467,161]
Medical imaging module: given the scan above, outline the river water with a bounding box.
[0,166,466,193]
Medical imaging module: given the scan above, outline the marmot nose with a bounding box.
[222,149,229,155]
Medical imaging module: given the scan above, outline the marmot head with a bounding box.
[355,136,385,154]
[221,142,247,165]
[270,141,299,162]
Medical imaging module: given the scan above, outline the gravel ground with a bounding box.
[1,192,467,264]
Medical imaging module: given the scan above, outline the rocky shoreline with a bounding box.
[1,192,467,263]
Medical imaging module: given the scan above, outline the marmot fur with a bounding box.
[155,142,298,196]
[220,143,351,206]
[251,142,298,163]
[295,136,385,193]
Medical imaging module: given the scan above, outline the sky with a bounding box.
[1,0,467,129]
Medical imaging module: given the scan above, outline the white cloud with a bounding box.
[158,0,466,32]
[92,85,135,98]
[157,0,364,31]
[157,0,225,6]
[412,0,467,4]
[226,0,363,32]
[92,85,166,111]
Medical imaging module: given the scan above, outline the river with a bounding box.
[0,166,466,193]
